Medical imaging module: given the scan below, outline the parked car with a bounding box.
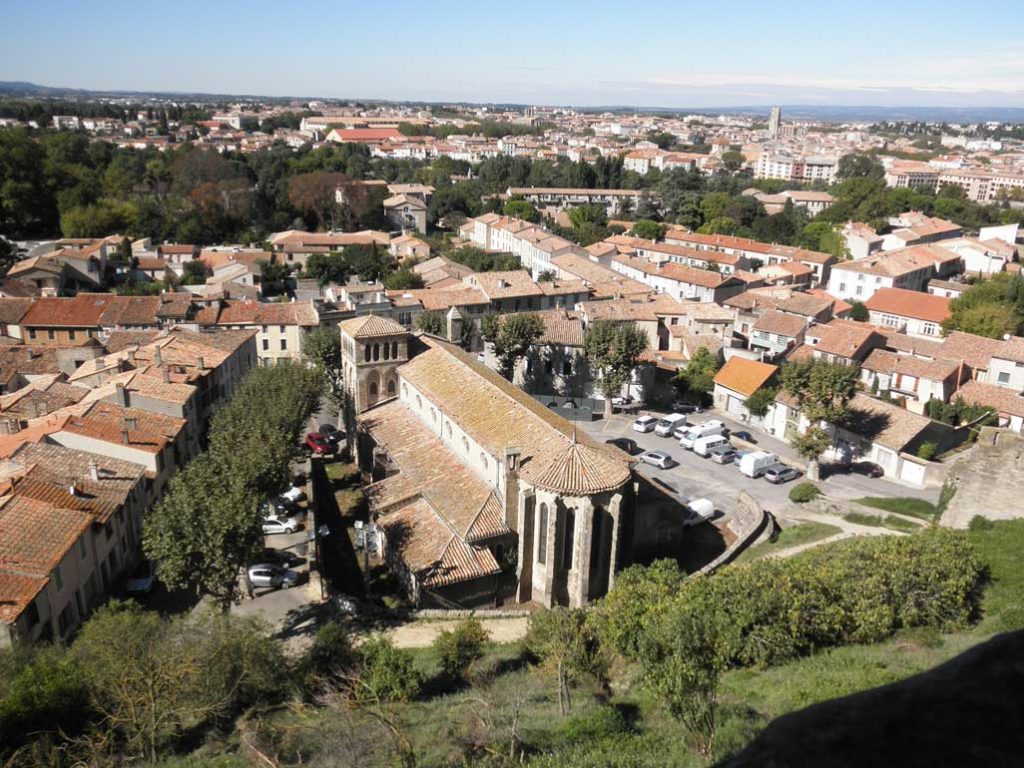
[709,445,738,464]
[682,498,716,527]
[125,560,156,596]
[679,420,726,450]
[694,434,730,457]
[611,395,634,407]
[639,450,675,469]
[263,515,301,535]
[656,413,688,437]
[280,485,306,504]
[247,564,302,590]
[730,430,756,444]
[670,400,702,414]
[605,437,641,456]
[738,451,779,479]
[260,547,303,568]
[764,464,801,484]
[305,432,334,455]
[632,415,658,433]
[262,498,294,517]
[319,424,343,444]
[850,461,884,478]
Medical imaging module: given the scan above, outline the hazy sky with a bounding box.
[3,0,1024,107]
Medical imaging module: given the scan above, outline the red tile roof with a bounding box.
[865,288,951,324]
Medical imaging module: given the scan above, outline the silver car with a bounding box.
[639,450,675,469]
[247,564,301,589]
[263,515,301,535]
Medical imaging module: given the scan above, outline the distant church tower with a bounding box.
[338,315,411,431]
[768,106,782,137]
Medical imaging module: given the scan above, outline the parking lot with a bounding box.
[581,408,940,517]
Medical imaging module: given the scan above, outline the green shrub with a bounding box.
[433,619,488,680]
[304,621,355,685]
[917,441,938,461]
[968,515,995,531]
[352,637,422,704]
[558,705,630,744]
[0,645,90,750]
[788,482,820,503]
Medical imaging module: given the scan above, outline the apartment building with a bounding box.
[826,245,961,302]
[610,254,747,304]
[754,153,838,183]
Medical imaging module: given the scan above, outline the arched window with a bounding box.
[392,341,399,359]
[369,381,378,399]
[461,436,469,454]
[563,508,575,570]
[537,503,548,565]
[383,343,390,361]
[416,395,422,410]
[372,343,380,361]
[402,383,408,397]
[363,345,371,363]
[430,407,437,424]
[445,421,453,439]
[479,452,488,471]
[387,379,396,396]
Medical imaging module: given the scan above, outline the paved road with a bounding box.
[581,409,939,518]
[382,617,530,649]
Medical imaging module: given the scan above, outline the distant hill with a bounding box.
[3,81,1024,123]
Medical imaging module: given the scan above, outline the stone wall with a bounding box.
[940,428,1024,529]
[700,491,773,573]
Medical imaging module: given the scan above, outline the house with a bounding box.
[826,245,957,302]
[941,332,1024,392]
[383,194,428,234]
[610,254,747,304]
[465,271,545,313]
[713,357,778,420]
[267,230,391,270]
[802,320,885,366]
[517,309,590,397]
[749,311,807,360]
[389,234,431,262]
[0,299,34,341]
[938,237,1015,276]
[196,299,319,366]
[864,288,951,339]
[841,222,883,260]
[0,442,148,647]
[881,212,961,251]
[928,279,968,299]
[861,350,963,414]
[762,245,836,287]
[954,380,1024,432]
[506,187,649,216]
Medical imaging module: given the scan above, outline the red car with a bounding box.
[304,432,334,455]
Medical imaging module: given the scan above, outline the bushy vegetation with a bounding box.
[433,619,488,681]
[788,482,820,503]
[143,363,322,607]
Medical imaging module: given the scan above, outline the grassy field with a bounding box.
[732,521,843,563]
[855,496,940,522]
[844,511,923,533]
[160,521,1024,767]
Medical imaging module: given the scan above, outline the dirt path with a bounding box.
[383,617,530,648]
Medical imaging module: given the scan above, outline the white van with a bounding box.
[655,413,688,437]
[632,415,658,433]
[679,420,725,449]
[738,451,779,478]
[694,434,730,457]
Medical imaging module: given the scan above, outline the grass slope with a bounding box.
[732,521,842,563]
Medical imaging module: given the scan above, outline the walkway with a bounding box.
[380,616,530,648]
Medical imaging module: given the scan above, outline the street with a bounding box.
[580,407,940,518]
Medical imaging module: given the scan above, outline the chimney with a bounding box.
[69,482,78,497]
[89,460,99,482]
[154,347,162,366]
[121,429,131,445]
[196,356,205,371]
[504,447,521,472]
[162,367,169,383]
[124,416,138,431]
[114,382,128,407]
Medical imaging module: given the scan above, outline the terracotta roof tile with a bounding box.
[713,357,778,397]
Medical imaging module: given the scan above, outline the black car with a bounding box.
[730,430,756,444]
[259,547,303,568]
[319,424,344,443]
[670,400,702,414]
[606,437,642,456]
[850,461,884,478]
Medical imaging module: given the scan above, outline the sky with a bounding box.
[3,0,1024,108]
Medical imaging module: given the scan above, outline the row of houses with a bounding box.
[0,327,258,647]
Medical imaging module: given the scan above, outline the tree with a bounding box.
[180,258,208,284]
[780,359,861,479]
[484,313,545,380]
[630,219,666,241]
[942,273,1024,338]
[305,251,349,286]
[720,150,745,173]
[416,311,446,336]
[433,619,488,681]
[675,347,719,403]
[344,243,392,283]
[503,199,540,222]
[743,385,778,418]
[836,153,885,180]
[288,171,347,230]
[304,328,345,414]
[646,131,677,150]
[384,266,424,290]
[848,301,869,322]
[524,608,602,716]
[584,321,649,417]
[144,365,321,608]
[566,204,607,229]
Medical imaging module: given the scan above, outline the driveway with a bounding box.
[582,408,939,518]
